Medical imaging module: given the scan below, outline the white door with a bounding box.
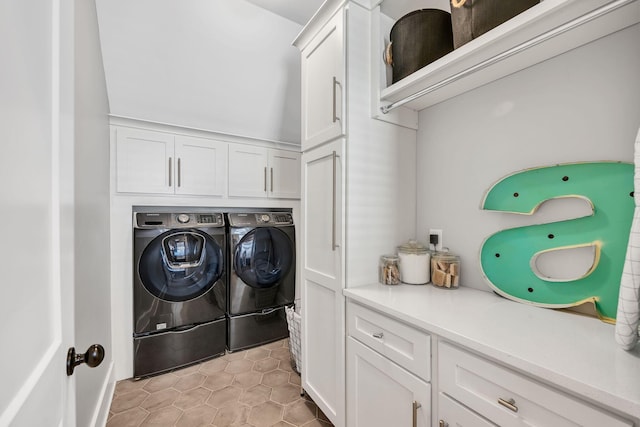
[268,149,301,199]
[228,144,269,198]
[115,127,175,194]
[0,0,76,425]
[347,338,431,427]
[301,9,345,151]
[301,140,345,427]
[174,135,228,197]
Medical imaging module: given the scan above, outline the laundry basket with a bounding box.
[285,305,302,374]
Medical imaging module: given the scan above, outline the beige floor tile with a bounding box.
[143,373,179,393]
[173,386,212,410]
[253,357,280,373]
[283,399,318,426]
[212,403,250,426]
[109,339,333,427]
[106,407,149,427]
[174,372,206,391]
[247,401,284,427]
[110,389,150,414]
[262,369,290,387]
[207,385,242,408]
[224,359,254,374]
[202,371,234,392]
[232,370,262,389]
[140,388,180,412]
[238,384,271,406]
[175,404,218,427]
[140,405,183,426]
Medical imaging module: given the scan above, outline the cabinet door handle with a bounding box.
[439,421,449,427]
[168,157,173,187]
[332,150,339,251]
[264,167,267,192]
[177,158,181,187]
[270,167,274,192]
[332,76,341,123]
[498,397,518,413]
[412,401,421,427]
[372,332,383,339]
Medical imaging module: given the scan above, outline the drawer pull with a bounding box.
[372,332,384,339]
[498,397,518,413]
[439,421,449,427]
[412,401,421,427]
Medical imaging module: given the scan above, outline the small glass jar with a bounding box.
[431,251,460,289]
[379,255,400,285]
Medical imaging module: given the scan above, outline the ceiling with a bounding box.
[245,0,325,25]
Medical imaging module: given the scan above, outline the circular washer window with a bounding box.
[138,229,223,302]
[234,227,293,288]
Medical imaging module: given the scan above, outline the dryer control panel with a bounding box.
[228,212,293,227]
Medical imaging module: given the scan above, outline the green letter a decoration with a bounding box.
[480,162,633,323]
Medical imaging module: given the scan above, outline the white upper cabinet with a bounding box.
[116,127,176,195]
[115,127,227,196]
[174,135,227,196]
[228,143,301,199]
[300,9,345,151]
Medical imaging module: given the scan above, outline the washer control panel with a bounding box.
[135,212,224,228]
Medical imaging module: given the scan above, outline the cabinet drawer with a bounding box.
[347,302,430,381]
[438,392,496,427]
[438,342,632,427]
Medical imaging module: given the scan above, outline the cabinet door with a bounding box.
[174,135,227,197]
[228,144,268,198]
[115,127,174,194]
[301,9,345,151]
[347,337,431,427]
[301,140,345,427]
[268,149,301,199]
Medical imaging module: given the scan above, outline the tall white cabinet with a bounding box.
[294,3,417,426]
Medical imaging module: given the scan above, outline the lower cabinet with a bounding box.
[437,342,633,427]
[347,302,431,427]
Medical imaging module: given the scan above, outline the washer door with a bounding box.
[233,227,293,288]
[139,229,223,302]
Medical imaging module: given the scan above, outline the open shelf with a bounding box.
[374,0,639,115]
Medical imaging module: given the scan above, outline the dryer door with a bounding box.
[138,229,224,302]
[233,227,293,289]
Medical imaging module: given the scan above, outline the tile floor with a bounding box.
[107,339,333,427]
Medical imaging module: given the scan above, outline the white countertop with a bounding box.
[344,284,640,419]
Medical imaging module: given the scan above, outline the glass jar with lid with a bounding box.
[397,239,430,284]
[431,251,460,289]
[379,255,400,285]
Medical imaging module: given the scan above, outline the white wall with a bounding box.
[74,0,113,425]
[417,24,640,292]
[95,0,303,144]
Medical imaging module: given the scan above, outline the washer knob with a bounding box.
[177,213,190,224]
[261,214,270,222]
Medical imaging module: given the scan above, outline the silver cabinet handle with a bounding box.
[332,150,338,251]
[264,167,267,192]
[168,157,173,187]
[270,167,274,192]
[332,76,341,123]
[498,397,518,413]
[372,332,383,339]
[412,401,421,427]
[177,158,181,187]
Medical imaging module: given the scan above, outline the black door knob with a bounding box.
[66,344,105,376]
